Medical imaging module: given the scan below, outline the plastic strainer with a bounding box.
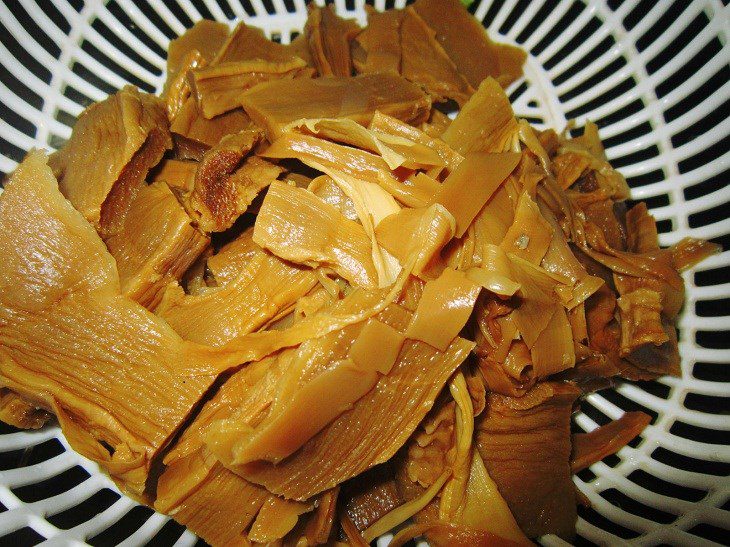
[0,0,727,545]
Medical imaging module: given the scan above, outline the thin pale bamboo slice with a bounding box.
[305,5,360,77]
[190,58,311,118]
[352,7,403,75]
[253,181,379,288]
[412,0,526,88]
[240,73,431,140]
[400,7,473,105]
[441,77,519,155]
[105,181,209,309]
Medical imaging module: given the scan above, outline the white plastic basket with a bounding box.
[0,0,727,545]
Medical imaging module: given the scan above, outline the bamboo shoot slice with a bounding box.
[349,318,406,375]
[434,151,520,238]
[407,268,481,351]
[240,73,431,140]
[253,181,379,288]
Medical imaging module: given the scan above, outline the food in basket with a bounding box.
[0,0,719,544]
